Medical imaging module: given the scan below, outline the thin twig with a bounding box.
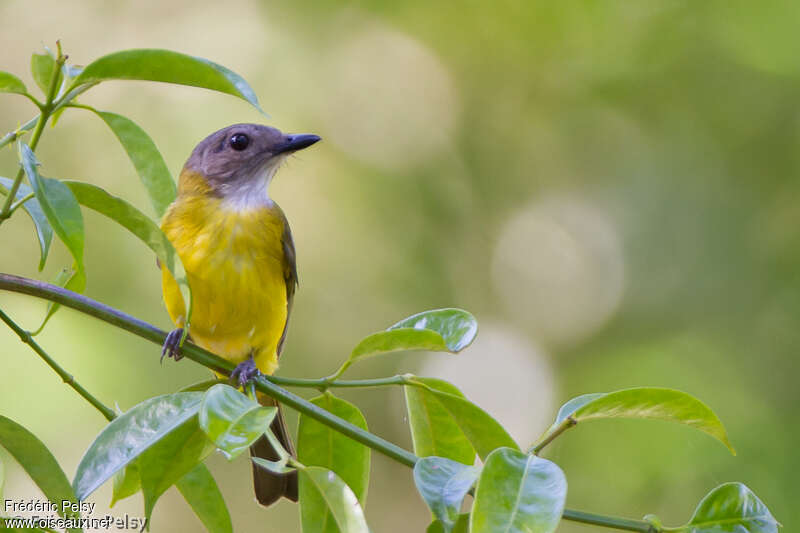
[0,307,116,422]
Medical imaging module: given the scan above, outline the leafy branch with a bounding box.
[0,44,779,533]
[0,273,776,533]
[0,42,65,223]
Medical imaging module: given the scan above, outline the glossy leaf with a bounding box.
[48,63,84,127]
[545,387,735,454]
[0,177,52,270]
[471,448,566,533]
[31,266,81,335]
[63,180,191,315]
[0,72,27,95]
[404,379,476,465]
[410,377,518,460]
[110,463,140,507]
[298,466,370,533]
[31,52,59,95]
[180,379,228,392]
[674,482,779,533]
[19,143,85,284]
[0,116,38,151]
[0,415,82,531]
[73,392,203,500]
[350,309,477,362]
[62,64,84,80]
[139,416,215,521]
[64,181,176,270]
[427,515,469,533]
[414,457,479,533]
[92,110,176,217]
[253,456,296,475]
[176,464,233,533]
[298,393,370,505]
[551,393,605,427]
[71,49,262,112]
[0,457,4,501]
[198,384,276,459]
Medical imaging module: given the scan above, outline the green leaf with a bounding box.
[0,177,53,270]
[176,464,233,533]
[298,466,370,533]
[139,416,215,522]
[90,110,176,217]
[0,415,82,532]
[298,393,370,509]
[252,456,296,475]
[427,515,470,533]
[19,143,85,285]
[414,457,479,533]
[31,266,81,335]
[0,116,38,151]
[63,180,175,268]
[545,387,735,454]
[110,463,140,507]
[180,379,228,393]
[0,457,4,501]
[674,482,779,533]
[350,309,478,362]
[409,377,518,460]
[71,49,262,112]
[198,384,276,459]
[551,393,605,427]
[31,52,59,95]
[73,392,203,500]
[471,448,566,533]
[404,379,476,465]
[63,180,191,317]
[0,72,28,95]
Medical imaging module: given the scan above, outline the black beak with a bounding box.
[277,134,321,154]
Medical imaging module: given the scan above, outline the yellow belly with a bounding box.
[160,194,288,375]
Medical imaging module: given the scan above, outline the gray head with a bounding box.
[184,123,320,202]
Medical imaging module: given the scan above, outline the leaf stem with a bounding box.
[0,272,661,532]
[527,416,577,455]
[323,359,353,384]
[7,191,35,215]
[0,116,39,151]
[562,509,658,532]
[0,306,116,422]
[0,44,66,224]
[267,374,410,390]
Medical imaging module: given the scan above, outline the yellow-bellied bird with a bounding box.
[160,124,320,506]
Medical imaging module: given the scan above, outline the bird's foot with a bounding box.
[161,328,185,363]
[230,357,261,389]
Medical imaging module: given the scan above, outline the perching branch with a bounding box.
[0,272,659,533]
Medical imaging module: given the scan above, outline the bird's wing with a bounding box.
[277,216,298,356]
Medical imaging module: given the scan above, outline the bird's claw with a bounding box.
[230,358,261,389]
[161,328,185,363]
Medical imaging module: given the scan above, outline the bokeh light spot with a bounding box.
[492,194,624,347]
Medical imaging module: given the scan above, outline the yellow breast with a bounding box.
[160,175,289,374]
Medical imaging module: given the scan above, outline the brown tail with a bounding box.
[250,402,299,506]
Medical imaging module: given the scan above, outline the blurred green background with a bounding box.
[0,1,796,531]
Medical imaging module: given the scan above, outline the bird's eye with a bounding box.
[229,133,250,151]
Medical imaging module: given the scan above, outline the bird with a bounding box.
[159,123,320,506]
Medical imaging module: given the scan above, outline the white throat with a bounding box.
[220,155,287,211]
